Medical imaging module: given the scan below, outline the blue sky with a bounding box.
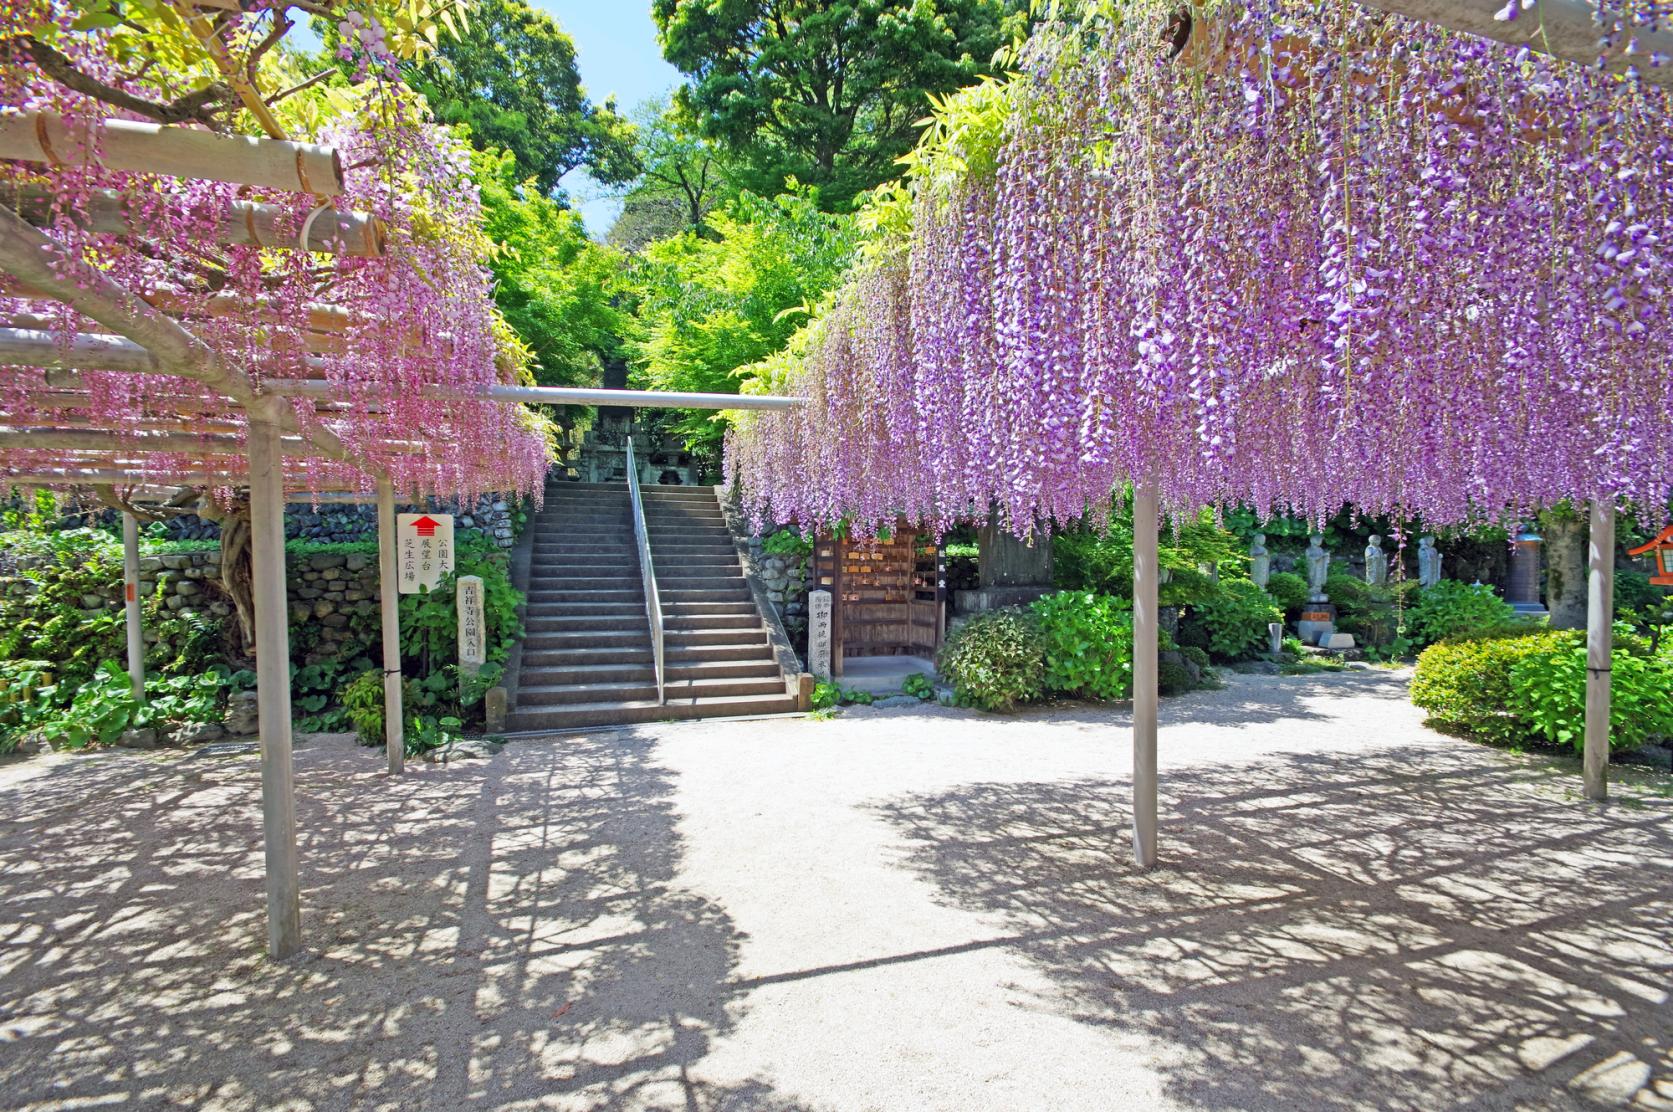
[535,1,682,236]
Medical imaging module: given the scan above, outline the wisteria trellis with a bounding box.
[0,7,551,501]
[726,0,1673,538]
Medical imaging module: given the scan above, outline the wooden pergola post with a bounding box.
[121,510,144,700]
[1131,477,1160,868]
[376,476,404,775]
[247,405,301,958]
[1583,497,1615,801]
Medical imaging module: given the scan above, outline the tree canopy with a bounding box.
[653,0,1027,209]
[411,0,636,194]
[607,99,735,251]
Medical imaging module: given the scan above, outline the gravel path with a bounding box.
[1,670,1669,1111]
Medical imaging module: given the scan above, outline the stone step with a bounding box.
[526,575,640,591]
[651,554,738,568]
[522,646,654,668]
[662,601,760,616]
[516,675,787,707]
[517,660,778,687]
[522,629,649,650]
[504,691,801,733]
[665,613,762,631]
[526,614,648,634]
[665,642,778,664]
[661,586,753,603]
[665,627,766,647]
[526,601,645,618]
[526,588,643,604]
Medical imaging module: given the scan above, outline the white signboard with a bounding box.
[808,589,833,681]
[397,513,454,594]
[457,575,486,673]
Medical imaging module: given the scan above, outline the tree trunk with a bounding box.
[1541,509,1587,630]
[202,497,257,660]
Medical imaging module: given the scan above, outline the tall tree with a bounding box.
[653,0,1026,209]
[474,149,626,388]
[608,98,733,251]
[412,0,636,194]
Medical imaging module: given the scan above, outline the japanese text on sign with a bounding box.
[397,513,455,594]
[457,575,486,671]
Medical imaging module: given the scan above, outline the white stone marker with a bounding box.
[457,574,486,677]
[808,589,834,681]
[396,513,454,594]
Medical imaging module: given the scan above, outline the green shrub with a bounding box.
[1324,573,1372,616]
[902,672,936,700]
[1181,646,1210,670]
[1158,660,1194,696]
[1410,630,1571,745]
[341,668,420,748]
[811,681,841,710]
[1189,579,1282,661]
[937,608,1045,713]
[1406,580,1523,647]
[1264,572,1309,616]
[1614,569,1663,619]
[1508,646,1673,753]
[1030,591,1134,701]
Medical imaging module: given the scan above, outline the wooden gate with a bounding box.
[811,524,944,675]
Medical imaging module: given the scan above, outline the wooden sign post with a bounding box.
[396,513,454,594]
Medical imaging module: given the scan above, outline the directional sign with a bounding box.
[397,512,454,594]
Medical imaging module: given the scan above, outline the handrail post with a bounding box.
[625,434,666,704]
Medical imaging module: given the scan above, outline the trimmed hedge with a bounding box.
[937,608,1046,713]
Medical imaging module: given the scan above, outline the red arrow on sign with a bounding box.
[411,516,441,538]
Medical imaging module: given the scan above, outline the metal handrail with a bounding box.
[625,435,665,704]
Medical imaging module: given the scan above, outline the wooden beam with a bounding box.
[260,379,811,411]
[376,476,405,776]
[248,403,301,959]
[8,189,385,256]
[1354,0,1673,90]
[1131,477,1160,869]
[0,111,344,195]
[0,427,334,456]
[122,512,145,700]
[1584,498,1615,801]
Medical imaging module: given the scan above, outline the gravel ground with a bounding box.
[1,669,1670,1111]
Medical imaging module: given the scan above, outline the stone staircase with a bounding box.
[504,482,801,732]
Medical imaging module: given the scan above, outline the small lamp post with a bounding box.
[1627,525,1673,586]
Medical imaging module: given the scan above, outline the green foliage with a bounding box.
[0,528,126,691]
[398,541,522,674]
[1181,646,1210,671]
[1189,580,1283,661]
[475,147,627,387]
[901,672,936,700]
[405,714,465,759]
[1052,505,1245,608]
[1158,659,1194,696]
[631,190,858,455]
[1030,591,1134,701]
[609,97,736,250]
[409,0,636,192]
[811,681,842,711]
[1410,631,1571,745]
[341,668,425,748]
[1324,573,1372,617]
[1508,647,1673,753]
[654,0,1028,209]
[942,542,979,558]
[1263,572,1309,616]
[9,661,222,751]
[1406,580,1523,647]
[937,608,1045,713]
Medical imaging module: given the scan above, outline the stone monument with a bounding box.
[1249,532,1271,589]
[807,589,834,681]
[1417,535,1443,588]
[1363,535,1388,586]
[1297,533,1337,645]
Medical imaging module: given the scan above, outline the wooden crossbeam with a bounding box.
[8,189,384,256]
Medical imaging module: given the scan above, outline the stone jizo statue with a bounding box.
[1418,535,1443,588]
[1249,532,1271,588]
[1305,533,1329,602]
[1364,535,1388,586]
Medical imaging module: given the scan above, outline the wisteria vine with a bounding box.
[0,4,551,502]
[727,0,1673,538]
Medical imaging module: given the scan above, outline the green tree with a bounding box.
[608,99,736,252]
[653,0,1027,209]
[474,148,625,387]
[629,190,858,454]
[413,0,636,193]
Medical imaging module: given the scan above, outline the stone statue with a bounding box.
[1417,535,1443,588]
[1364,535,1388,586]
[1305,533,1330,602]
[1249,532,1271,589]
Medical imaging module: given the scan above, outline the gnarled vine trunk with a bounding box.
[1541,508,1587,631]
[201,497,256,663]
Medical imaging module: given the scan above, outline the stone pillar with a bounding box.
[956,507,1054,612]
[808,589,833,681]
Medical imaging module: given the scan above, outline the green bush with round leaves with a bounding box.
[937,608,1045,713]
[1508,645,1673,753]
[1263,571,1309,616]
[1410,630,1567,745]
[1406,579,1524,647]
[1030,591,1133,701]
[1189,579,1283,661]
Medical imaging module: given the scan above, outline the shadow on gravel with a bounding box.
[877,744,1673,1110]
[0,735,809,1111]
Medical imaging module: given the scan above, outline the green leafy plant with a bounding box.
[28,661,222,750]
[1030,591,1134,701]
[1410,630,1572,745]
[937,608,1045,713]
[901,672,936,701]
[1263,571,1309,617]
[810,680,841,711]
[1508,646,1673,753]
[341,668,420,748]
[1405,580,1524,647]
[405,714,464,759]
[1189,579,1283,661]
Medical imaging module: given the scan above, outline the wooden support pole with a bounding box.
[1584,497,1615,802]
[121,511,144,700]
[376,476,404,775]
[9,189,384,256]
[0,112,344,195]
[1131,477,1160,868]
[247,406,301,958]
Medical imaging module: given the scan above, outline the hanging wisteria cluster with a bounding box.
[0,5,552,501]
[728,0,1673,537]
